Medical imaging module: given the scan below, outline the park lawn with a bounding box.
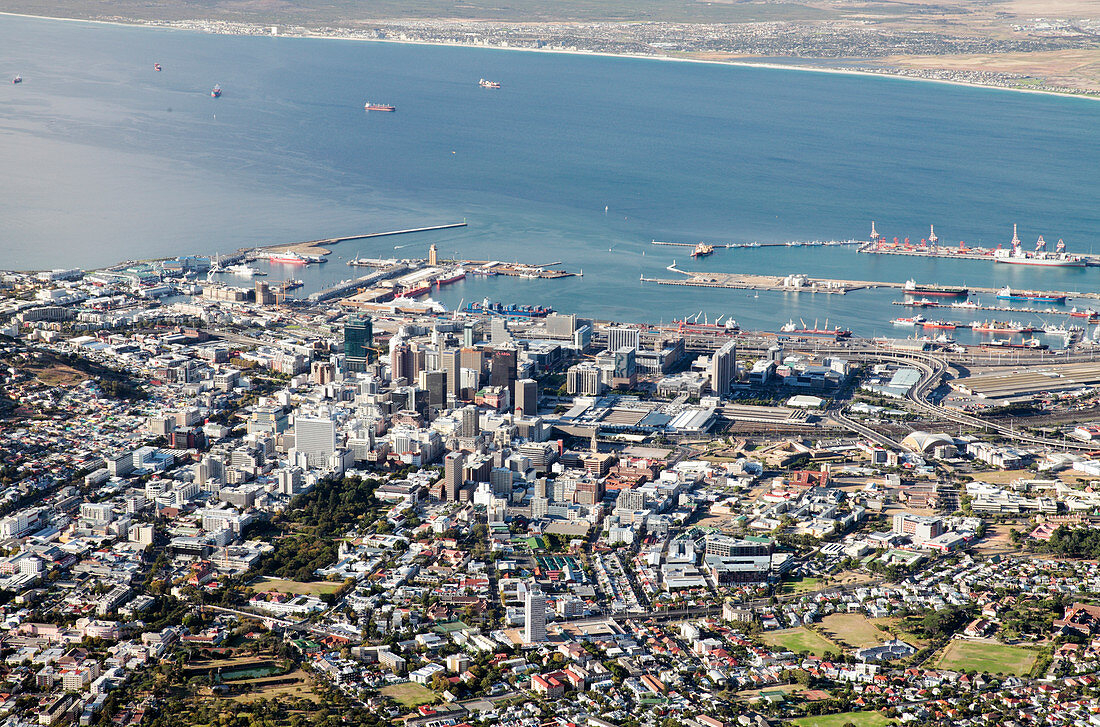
[790,711,896,727]
[871,617,930,647]
[778,576,822,594]
[762,627,838,657]
[381,682,439,708]
[935,639,1037,676]
[819,613,891,648]
[251,577,343,596]
[231,670,318,703]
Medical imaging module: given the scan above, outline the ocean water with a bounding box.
[2,14,1100,335]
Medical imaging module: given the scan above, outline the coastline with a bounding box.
[2,10,1097,102]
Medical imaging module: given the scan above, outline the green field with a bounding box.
[251,577,342,596]
[790,711,896,727]
[762,627,838,657]
[778,576,822,594]
[935,639,1037,676]
[381,682,439,708]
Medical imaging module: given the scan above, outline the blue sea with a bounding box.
[2,14,1100,336]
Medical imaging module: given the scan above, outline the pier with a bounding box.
[857,240,1100,266]
[277,222,469,255]
[892,300,1097,318]
[651,239,861,249]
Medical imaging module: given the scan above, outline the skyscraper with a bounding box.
[515,378,538,417]
[293,412,337,468]
[344,315,373,373]
[458,405,480,438]
[442,348,461,400]
[418,369,447,408]
[607,325,640,353]
[490,348,517,397]
[710,339,737,397]
[444,451,465,501]
[524,586,547,643]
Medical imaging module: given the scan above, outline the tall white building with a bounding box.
[607,326,640,353]
[710,339,737,397]
[294,411,337,468]
[524,586,547,644]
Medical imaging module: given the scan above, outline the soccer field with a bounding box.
[761,627,838,657]
[936,639,1037,676]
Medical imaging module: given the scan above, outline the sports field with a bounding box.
[250,577,343,595]
[935,639,1037,676]
[381,681,439,708]
[790,711,896,727]
[761,627,838,657]
[819,613,891,648]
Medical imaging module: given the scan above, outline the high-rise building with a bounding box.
[442,348,461,400]
[419,369,447,408]
[444,451,465,501]
[428,243,438,266]
[710,339,737,396]
[344,315,373,373]
[491,317,512,345]
[515,378,538,417]
[607,325,640,353]
[489,466,513,497]
[524,587,547,644]
[391,343,410,384]
[458,405,480,438]
[490,349,518,397]
[463,322,477,348]
[293,412,337,468]
[311,361,336,385]
[255,281,276,306]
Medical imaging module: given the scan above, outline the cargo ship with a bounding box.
[892,316,926,326]
[779,319,852,338]
[479,79,501,89]
[973,320,1034,334]
[983,339,1047,350]
[153,63,161,72]
[463,300,553,317]
[364,101,396,112]
[903,279,968,297]
[993,226,1085,267]
[996,286,1068,304]
[401,283,432,298]
[920,320,962,330]
[267,250,308,265]
[691,243,715,259]
[211,84,221,98]
[434,269,466,286]
[665,316,739,334]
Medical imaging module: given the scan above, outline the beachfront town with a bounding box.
[6,251,1100,727]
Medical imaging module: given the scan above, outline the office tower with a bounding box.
[428,243,438,266]
[491,317,512,345]
[463,322,476,348]
[255,281,275,306]
[460,347,484,381]
[545,313,577,338]
[459,405,479,438]
[419,369,447,408]
[444,451,465,501]
[293,412,337,468]
[490,466,513,497]
[710,339,737,396]
[607,325,640,353]
[311,361,335,385]
[344,315,373,373]
[515,378,538,417]
[524,587,547,643]
[490,348,518,397]
[391,343,410,383]
[442,348,461,399]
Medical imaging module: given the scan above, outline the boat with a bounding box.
[463,300,553,317]
[479,79,502,89]
[892,315,926,326]
[402,283,432,298]
[435,268,466,286]
[226,264,264,278]
[691,243,715,258]
[364,101,396,112]
[993,226,1085,267]
[280,279,304,291]
[973,320,1032,334]
[11,75,21,84]
[920,320,960,330]
[950,299,981,309]
[665,316,740,334]
[1070,307,1100,320]
[909,298,940,308]
[153,63,162,72]
[267,250,308,265]
[1042,324,1070,336]
[903,279,968,297]
[211,84,221,98]
[779,319,852,338]
[996,286,1068,304]
[983,338,1047,350]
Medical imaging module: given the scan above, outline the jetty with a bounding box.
[276,222,469,255]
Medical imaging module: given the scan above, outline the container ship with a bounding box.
[903,279,968,297]
[266,250,308,265]
[996,286,1068,304]
[479,79,502,89]
[364,101,396,112]
[211,84,221,98]
[780,319,852,338]
[691,243,715,259]
[993,226,1085,267]
[463,300,553,317]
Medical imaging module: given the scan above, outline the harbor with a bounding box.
[857,223,1100,267]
